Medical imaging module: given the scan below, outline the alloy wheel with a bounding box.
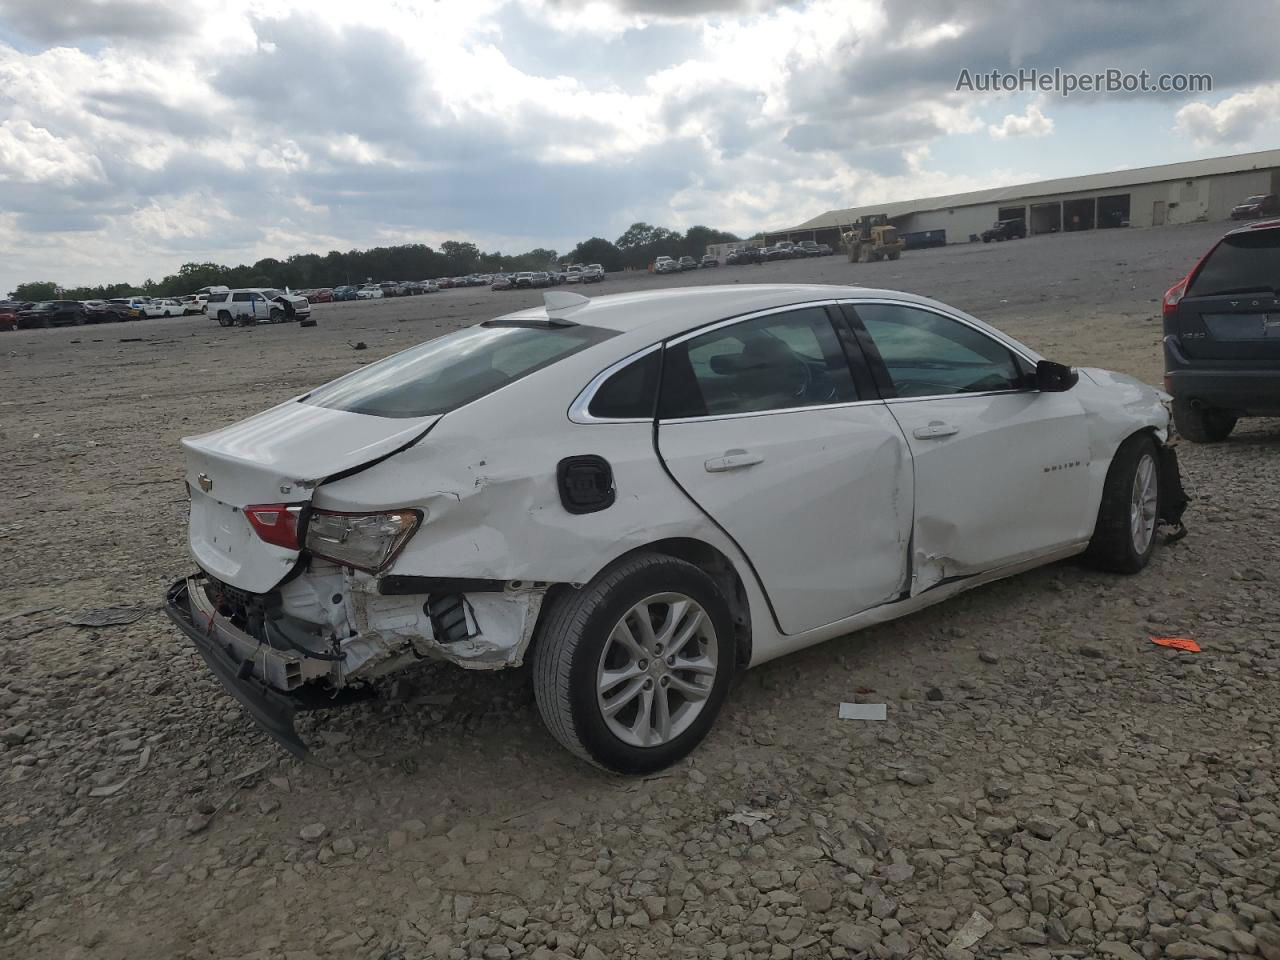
[1130,453,1158,554]
[595,593,719,748]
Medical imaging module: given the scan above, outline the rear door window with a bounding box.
[303,323,616,418]
[1189,229,1280,297]
[659,307,858,419]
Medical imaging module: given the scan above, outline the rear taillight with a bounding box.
[244,504,304,549]
[1162,276,1188,318]
[305,509,421,572]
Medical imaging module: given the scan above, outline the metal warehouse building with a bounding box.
[765,148,1280,249]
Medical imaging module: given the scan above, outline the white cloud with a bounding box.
[1175,83,1280,146]
[1,0,1278,293]
[987,102,1054,139]
[0,119,104,184]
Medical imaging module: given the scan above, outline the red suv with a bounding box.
[1162,220,1280,441]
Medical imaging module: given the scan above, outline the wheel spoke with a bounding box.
[610,619,646,661]
[629,609,657,650]
[628,684,656,742]
[673,654,716,676]
[653,686,673,741]
[599,663,644,695]
[666,610,704,659]
[602,677,645,718]
[666,674,711,701]
[653,598,689,649]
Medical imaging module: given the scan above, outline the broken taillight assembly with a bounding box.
[304,509,422,573]
[244,504,304,549]
[1161,276,1188,318]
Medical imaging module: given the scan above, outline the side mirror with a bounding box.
[1036,359,1078,392]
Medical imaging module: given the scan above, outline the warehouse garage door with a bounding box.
[1064,198,1095,232]
[1097,194,1130,228]
[1030,202,1061,235]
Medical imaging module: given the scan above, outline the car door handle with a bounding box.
[913,421,960,440]
[705,450,764,472]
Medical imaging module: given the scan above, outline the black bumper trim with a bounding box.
[164,577,374,762]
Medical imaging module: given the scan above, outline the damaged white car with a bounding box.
[165,285,1186,772]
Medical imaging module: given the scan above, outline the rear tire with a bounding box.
[1172,399,1236,443]
[1083,433,1161,574]
[217,312,233,327]
[532,553,735,774]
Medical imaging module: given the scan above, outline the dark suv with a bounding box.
[982,218,1026,242]
[1162,220,1280,441]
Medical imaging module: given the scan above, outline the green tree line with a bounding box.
[8,224,743,301]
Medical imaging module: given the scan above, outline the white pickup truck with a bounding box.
[206,288,314,327]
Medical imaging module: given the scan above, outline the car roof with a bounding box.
[489,283,1028,346]
[1224,218,1280,237]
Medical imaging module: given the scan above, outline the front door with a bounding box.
[1153,200,1166,226]
[847,301,1092,593]
[656,304,913,635]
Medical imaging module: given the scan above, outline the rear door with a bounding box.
[1175,227,1280,366]
[656,304,912,635]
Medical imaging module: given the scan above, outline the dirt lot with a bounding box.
[2,220,1278,960]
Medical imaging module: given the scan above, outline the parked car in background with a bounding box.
[1229,194,1280,220]
[165,284,1184,770]
[356,285,383,300]
[144,298,186,318]
[530,272,552,288]
[207,289,314,327]
[421,280,440,293]
[764,242,796,261]
[727,248,764,265]
[795,241,821,257]
[308,288,334,303]
[177,295,204,315]
[492,274,515,291]
[587,264,606,281]
[654,256,679,274]
[1162,219,1280,441]
[0,301,20,331]
[331,286,358,301]
[565,267,584,284]
[513,272,535,288]
[582,265,604,283]
[700,254,719,268]
[678,256,698,271]
[816,243,834,256]
[22,300,86,327]
[82,300,124,322]
[107,298,146,320]
[982,218,1027,242]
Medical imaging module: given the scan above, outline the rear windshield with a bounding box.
[302,322,616,418]
[1189,229,1280,297]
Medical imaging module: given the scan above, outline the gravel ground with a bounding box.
[2,220,1277,960]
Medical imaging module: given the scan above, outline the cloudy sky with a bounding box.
[1,0,1278,293]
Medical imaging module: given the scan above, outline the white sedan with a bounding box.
[165,285,1185,772]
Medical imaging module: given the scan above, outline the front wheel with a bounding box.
[1083,433,1161,574]
[532,553,735,774]
[1172,399,1236,443]
[269,308,284,322]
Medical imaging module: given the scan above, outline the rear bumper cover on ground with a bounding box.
[164,576,370,761]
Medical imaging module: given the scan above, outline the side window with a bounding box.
[855,303,1023,398]
[208,293,228,303]
[587,349,661,419]
[659,307,857,419]
[231,292,252,302]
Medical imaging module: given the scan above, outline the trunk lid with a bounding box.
[182,400,437,592]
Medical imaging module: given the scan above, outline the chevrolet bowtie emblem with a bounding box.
[197,473,213,492]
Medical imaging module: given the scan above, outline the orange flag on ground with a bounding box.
[1150,635,1201,653]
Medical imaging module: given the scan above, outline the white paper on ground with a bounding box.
[838,702,887,721]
